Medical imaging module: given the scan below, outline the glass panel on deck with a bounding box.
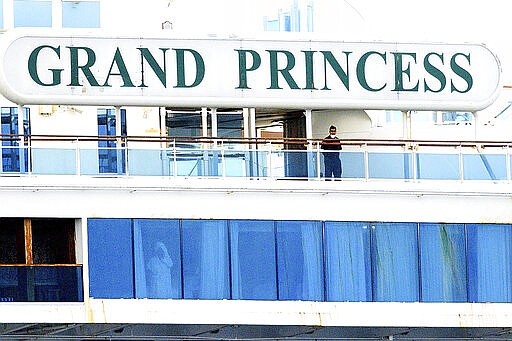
[324,221,371,301]
[416,153,460,180]
[369,153,412,179]
[463,154,507,180]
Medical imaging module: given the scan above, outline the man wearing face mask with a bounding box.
[321,125,342,179]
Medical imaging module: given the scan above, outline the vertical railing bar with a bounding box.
[76,137,81,176]
[173,139,177,178]
[316,142,321,180]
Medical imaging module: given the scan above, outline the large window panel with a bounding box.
[276,221,324,301]
[88,219,134,298]
[14,0,52,27]
[324,221,371,301]
[62,1,100,28]
[230,220,277,300]
[182,220,229,299]
[372,222,419,302]
[420,223,467,302]
[133,219,181,299]
[467,224,512,302]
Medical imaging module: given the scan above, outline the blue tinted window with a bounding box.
[467,224,512,302]
[14,0,52,27]
[0,0,3,28]
[324,221,371,301]
[182,220,229,299]
[420,223,467,302]
[62,1,100,28]
[276,221,324,301]
[133,219,181,299]
[372,222,419,302]
[97,109,126,174]
[230,220,277,300]
[88,218,133,298]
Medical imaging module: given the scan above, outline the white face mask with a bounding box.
[330,134,336,138]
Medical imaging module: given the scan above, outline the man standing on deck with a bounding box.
[321,125,342,179]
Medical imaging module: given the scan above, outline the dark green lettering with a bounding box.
[392,52,419,92]
[174,48,205,88]
[103,48,135,87]
[356,51,386,92]
[138,48,169,87]
[28,45,63,86]
[321,51,351,90]
[450,53,473,93]
[423,52,446,93]
[235,49,261,89]
[267,50,299,90]
[67,46,100,86]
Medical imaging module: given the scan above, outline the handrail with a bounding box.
[1,134,511,148]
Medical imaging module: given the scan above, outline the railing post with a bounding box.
[316,142,321,180]
[173,139,177,178]
[268,141,272,179]
[75,138,80,176]
[364,144,369,181]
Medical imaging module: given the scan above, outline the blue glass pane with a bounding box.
[284,151,309,178]
[276,221,324,301]
[420,223,467,302]
[128,149,171,176]
[369,153,412,179]
[324,222,371,301]
[79,149,100,175]
[97,109,126,174]
[31,148,76,175]
[88,219,134,298]
[372,222,419,302]
[467,224,512,302]
[62,1,100,28]
[14,0,52,27]
[417,153,460,180]
[182,220,229,299]
[133,219,181,299]
[463,154,507,180]
[0,266,83,302]
[340,152,365,178]
[0,0,4,28]
[87,219,133,298]
[222,150,247,177]
[230,220,277,300]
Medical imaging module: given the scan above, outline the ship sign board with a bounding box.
[0,32,502,110]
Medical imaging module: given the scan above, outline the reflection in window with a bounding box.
[372,222,419,302]
[230,220,276,300]
[324,221,371,301]
[14,0,52,27]
[420,223,467,302]
[182,220,229,299]
[467,224,512,302]
[276,221,324,301]
[133,219,181,299]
